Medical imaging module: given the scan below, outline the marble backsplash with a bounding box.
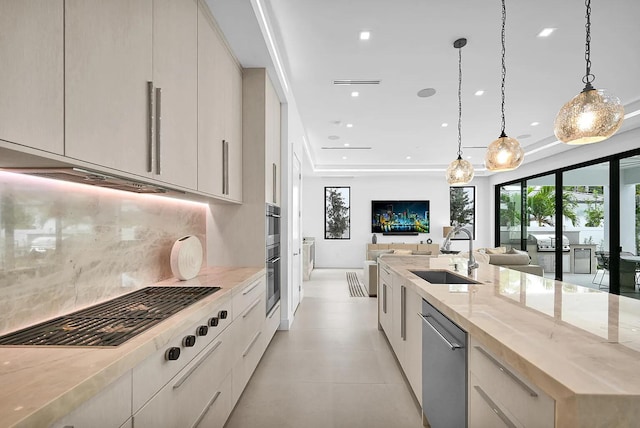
[0,172,207,335]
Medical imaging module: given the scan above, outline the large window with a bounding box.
[495,149,640,299]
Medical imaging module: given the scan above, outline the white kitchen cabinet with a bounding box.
[390,271,405,364]
[404,285,422,404]
[51,371,132,428]
[378,264,393,335]
[65,0,198,189]
[150,0,198,189]
[468,337,555,428]
[65,0,153,177]
[0,0,64,155]
[265,74,281,205]
[197,3,243,201]
[132,325,235,428]
[191,372,233,428]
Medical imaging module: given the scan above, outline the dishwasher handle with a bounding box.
[418,313,463,351]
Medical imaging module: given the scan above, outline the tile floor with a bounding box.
[225,268,423,428]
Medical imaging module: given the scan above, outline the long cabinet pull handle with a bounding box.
[191,390,222,428]
[272,163,277,203]
[242,281,261,295]
[473,385,518,428]
[147,81,154,173]
[172,340,223,390]
[267,257,281,264]
[474,346,538,397]
[155,87,162,175]
[418,313,463,350]
[243,298,261,318]
[225,140,229,195]
[400,285,406,340]
[242,331,262,357]
[382,283,387,314]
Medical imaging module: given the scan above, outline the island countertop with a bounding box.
[0,266,265,428]
[379,255,640,427]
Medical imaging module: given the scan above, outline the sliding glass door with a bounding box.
[618,155,640,297]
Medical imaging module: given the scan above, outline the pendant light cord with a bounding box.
[457,46,463,158]
[500,0,507,137]
[583,0,595,89]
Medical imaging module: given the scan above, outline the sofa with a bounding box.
[364,243,441,296]
[477,247,544,276]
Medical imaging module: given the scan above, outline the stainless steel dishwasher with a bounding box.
[419,299,467,427]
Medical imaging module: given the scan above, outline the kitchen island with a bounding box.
[0,266,266,428]
[379,255,640,427]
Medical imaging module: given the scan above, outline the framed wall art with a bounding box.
[325,186,350,239]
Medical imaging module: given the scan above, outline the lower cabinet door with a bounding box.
[132,327,233,428]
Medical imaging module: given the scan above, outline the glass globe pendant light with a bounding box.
[446,38,474,185]
[485,0,524,172]
[554,0,624,145]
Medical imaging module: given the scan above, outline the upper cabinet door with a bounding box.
[0,0,63,154]
[197,5,226,198]
[65,0,153,177]
[225,55,243,202]
[265,76,281,205]
[152,0,198,189]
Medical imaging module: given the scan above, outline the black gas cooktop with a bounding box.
[0,286,221,347]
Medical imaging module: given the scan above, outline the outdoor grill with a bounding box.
[0,286,220,347]
[529,234,570,252]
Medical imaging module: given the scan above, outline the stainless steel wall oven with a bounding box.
[266,204,281,314]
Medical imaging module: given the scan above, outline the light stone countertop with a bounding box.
[0,266,265,428]
[379,255,640,427]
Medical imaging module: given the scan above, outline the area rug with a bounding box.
[346,272,367,297]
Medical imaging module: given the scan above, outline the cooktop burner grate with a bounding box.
[0,286,221,347]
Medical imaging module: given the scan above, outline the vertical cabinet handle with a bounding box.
[272,163,277,203]
[147,81,154,173]
[382,283,387,314]
[401,285,406,340]
[221,140,229,195]
[155,87,162,175]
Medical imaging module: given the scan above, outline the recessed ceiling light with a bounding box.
[441,123,448,127]
[351,91,359,97]
[359,31,370,40]
[342,156,347,160]
[467,156,472,159]
[475,90,484,96]
[344,143,350,147]
[417,88,436,98]
[530,121,540,126]
[537,28,556,38]
[406,156,412,160]
[346,123,353,128]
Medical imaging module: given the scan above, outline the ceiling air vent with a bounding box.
[333,80,381,85]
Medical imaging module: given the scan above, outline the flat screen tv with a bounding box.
[371,200,430,234]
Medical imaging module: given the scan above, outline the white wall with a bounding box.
[302,174,491,268]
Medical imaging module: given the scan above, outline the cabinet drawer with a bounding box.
[379,263,392,286]
[232,277,266,320]
[51,370,132,428]
[469,372,522,428]
[264,301,281,343]
[233,292,266,359]
[132,296,232,411]
[469,339,555,427]
[133,327,234,428]
[192,371,233,428]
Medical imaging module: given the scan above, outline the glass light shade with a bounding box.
[445,157,474,185]
[554,88,624,145]
[485,135,524,171]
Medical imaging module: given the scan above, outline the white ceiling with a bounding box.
[209,0,640,177]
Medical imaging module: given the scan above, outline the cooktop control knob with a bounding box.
[165,347,181,361]
[218,310,228,320]
[209,317,219,327]
[183,335,196,347]
[197,325,208,336]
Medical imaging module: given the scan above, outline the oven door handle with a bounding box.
[266,213,281,218]
[267,257,281,264]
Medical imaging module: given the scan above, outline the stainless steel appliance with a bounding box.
[266,203,281,247]
[529,233,570,252]
[419,298,467,427]
[0,286,221,346]
[266,204,281,314]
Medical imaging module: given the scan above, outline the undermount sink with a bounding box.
[410,270,481,285]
